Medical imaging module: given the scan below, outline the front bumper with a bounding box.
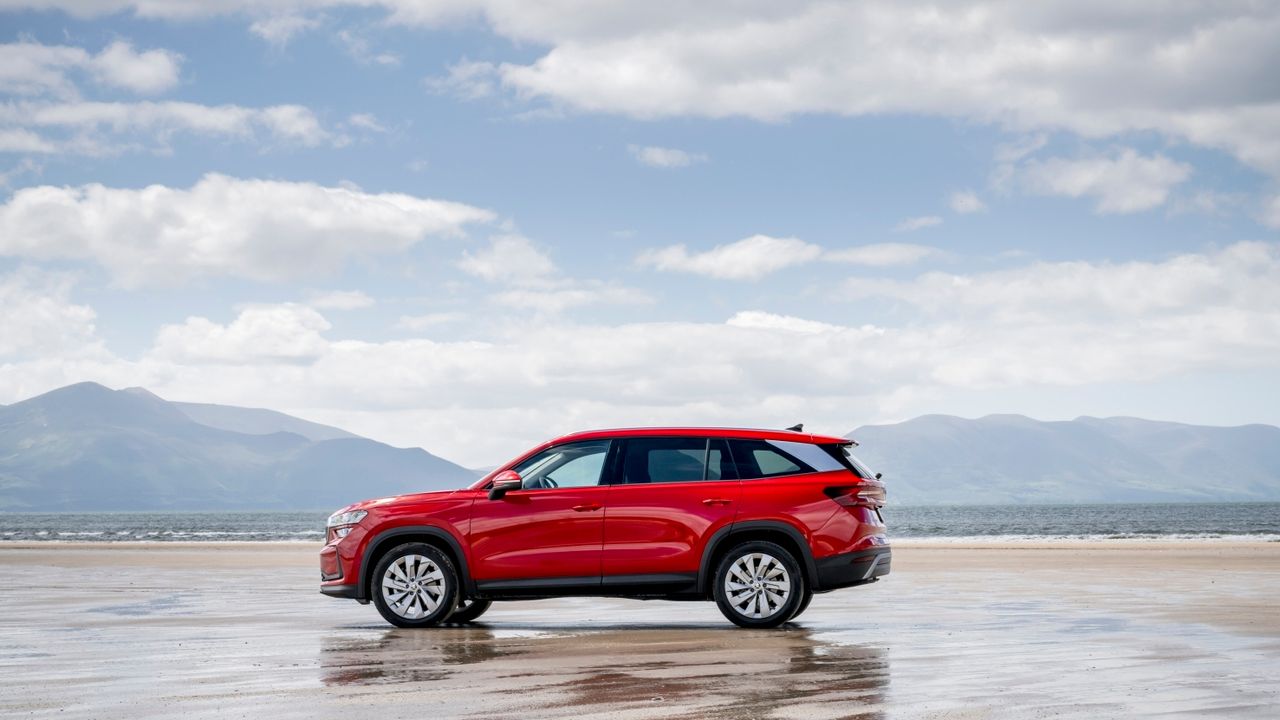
[815,546,891,591]
[320,583,359,599]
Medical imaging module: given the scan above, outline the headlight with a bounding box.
[327,509,367,527]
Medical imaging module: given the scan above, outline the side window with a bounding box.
[768,440,847,473]
[728,439,816,480]
[621,437,722,484]
[706,439,734,480]
[512,440,611,489]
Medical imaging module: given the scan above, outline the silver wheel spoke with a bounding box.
[724,551,790,620]
[382,553,449,620]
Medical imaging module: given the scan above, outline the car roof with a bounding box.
[546,426,851,445]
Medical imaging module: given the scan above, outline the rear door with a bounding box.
[601,436,740,580]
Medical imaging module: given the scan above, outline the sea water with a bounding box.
[1,503,1276,543]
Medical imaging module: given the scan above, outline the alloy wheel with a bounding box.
[723,552,791,619]
[381,553,447,619]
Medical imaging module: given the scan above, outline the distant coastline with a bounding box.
[4,502,1276,543]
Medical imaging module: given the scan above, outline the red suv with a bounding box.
[320,427,889,628]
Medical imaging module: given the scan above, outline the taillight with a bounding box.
[825,481,886,509]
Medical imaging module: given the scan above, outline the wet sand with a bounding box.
[1,542,1277,719]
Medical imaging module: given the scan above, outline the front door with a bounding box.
[468,439,612,584]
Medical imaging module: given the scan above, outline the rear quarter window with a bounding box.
[728,439,827,479]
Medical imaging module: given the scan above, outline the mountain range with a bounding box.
[1,382,1277,510]
[850,414,1280,505]
[0,382,476,511]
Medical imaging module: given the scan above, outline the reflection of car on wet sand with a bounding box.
[320,426,890,628]
[321,626,890,717]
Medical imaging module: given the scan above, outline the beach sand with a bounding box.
[1,541,1276,719]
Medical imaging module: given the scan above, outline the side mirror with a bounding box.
[875,472,882,480]
[488,470,522,500]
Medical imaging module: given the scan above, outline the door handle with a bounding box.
[702,498,732,506]
[572,503,603,512]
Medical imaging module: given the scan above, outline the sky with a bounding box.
[0,1,1278,467]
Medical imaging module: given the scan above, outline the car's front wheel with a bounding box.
[713,541,804,628]
[371,543,459,628]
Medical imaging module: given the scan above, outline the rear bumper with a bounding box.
[815,546,891,591]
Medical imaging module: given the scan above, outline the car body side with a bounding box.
[320,427,890,605]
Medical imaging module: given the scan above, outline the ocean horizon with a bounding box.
[2,502,1277,543]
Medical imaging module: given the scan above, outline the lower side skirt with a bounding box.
[474,573,699,600]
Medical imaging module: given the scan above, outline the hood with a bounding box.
[339,488,462,513]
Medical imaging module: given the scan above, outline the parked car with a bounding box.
[320,426,889,628]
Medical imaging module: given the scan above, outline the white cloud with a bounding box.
[18,4,1276,180]
[1259,194,1280,229]
[0,39,181,97]
[337,29,400,66]
[0,129,57,153]
[493,284,651,313]
[88,40,182,94]
[474,2,1280,179]
[426,60,499,100]
[258,104,334,146]
[346,112,386,132]
[3,242,1277,465]
[0,173,495,286]
[1022,148,1192,213]
[152,304,331,364]
[627,144,707,168]
[844,241,1279,319]
[458,234,557,285]
[825,243,941,267]
[637,234,822,280]
[395,312,465,331]
[0,100,342,154]
[949,191,986,214]
[250,14,323,46]
[894,216,942,233]
[0,157,41,189]
[0,267,99,359]
[309,290,375,310]
[726,311,843,335]
[458,234,651,312]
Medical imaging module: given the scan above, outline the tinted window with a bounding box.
[727,439,816,480]
[512,440,611,489]
[620,437,734,484]
[768,440,846,473]
[706,439,734,480]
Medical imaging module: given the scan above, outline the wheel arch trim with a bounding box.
[358,525,475,600]
[697,520,820,595]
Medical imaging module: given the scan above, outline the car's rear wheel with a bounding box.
[446,598,492,624]
[371,543,458,628]
[713,541,804,629]
[787,582,814,621]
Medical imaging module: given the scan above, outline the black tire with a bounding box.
[445,598,492,624]
[713,540,805,629]
[787,582,814,622]
[370,543,459,628]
